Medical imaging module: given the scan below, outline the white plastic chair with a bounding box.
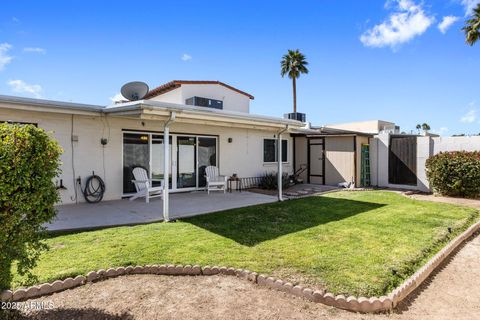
[129,167,164,203]
[205,166,227,194]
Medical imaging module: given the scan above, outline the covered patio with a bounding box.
[47,191,277,231]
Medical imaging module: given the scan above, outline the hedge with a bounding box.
[0,123,62,289]
[425,151,480,198]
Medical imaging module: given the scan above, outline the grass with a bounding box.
[11,191,479,296]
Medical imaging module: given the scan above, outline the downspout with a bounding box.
[163,111,176,222]
[277,125,289,201]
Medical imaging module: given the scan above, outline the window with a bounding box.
[263,139,288,163]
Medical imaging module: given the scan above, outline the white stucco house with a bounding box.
[0,80,305,218]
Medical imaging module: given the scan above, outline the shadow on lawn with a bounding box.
[185,195,385,246]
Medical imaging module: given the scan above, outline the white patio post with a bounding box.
[163,112,176,221]
[277,125,288,202]
[277,132,283,201]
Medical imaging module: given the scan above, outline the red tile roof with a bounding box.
[144,80,254,100]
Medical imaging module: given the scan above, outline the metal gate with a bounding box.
[388,136,417,186]
[307,137,325,184]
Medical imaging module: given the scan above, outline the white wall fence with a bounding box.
[370,134,480,192]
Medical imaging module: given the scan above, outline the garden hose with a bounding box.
[82,173,106,203]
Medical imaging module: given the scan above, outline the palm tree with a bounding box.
[463,3,480,46]
[416,124,421,134]
[280,49,309,113]
[421,123,431,131]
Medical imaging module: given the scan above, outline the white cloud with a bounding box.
[460,109,477,123]
[181,53,192,61]
[7,80,42,98]
[0,43,13,71]
[360,0,435,49]
[438,16,459,34]
[109,92,125,103]
[23,47,46,54]
[432,127,449,135]
[461,0,480,16]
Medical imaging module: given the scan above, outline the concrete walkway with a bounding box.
[48,191,277,231]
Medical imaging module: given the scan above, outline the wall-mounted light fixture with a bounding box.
[228,137,233,143]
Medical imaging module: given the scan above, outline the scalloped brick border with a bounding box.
[1,220,479,313]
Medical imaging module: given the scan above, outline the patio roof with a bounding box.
[103,100,305,130]
[0,94,103,116]
[0,94,304,131]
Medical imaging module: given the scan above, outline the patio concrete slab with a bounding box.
[47,191,277,231]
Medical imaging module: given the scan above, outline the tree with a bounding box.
[0,124,62,289]
[463,3,480,46]
[421,123,431,131]
[280,49,309,113]
[416,124,421,133]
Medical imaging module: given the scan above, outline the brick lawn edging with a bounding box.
[1,220,479,313]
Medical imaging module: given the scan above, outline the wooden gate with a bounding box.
[388,136,417,185]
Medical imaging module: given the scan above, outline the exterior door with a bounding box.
[176,136,197,189]
[123,132,218,194]
[197,137,217,188]
[308,138,325,184]
[151,134,172,189]
[123,133,150,194]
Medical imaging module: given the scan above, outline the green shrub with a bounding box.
[425,151,480,198]
[259,172,291,190]
[0,123,62,289]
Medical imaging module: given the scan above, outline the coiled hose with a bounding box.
[82,173,106,203]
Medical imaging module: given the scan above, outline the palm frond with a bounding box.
[280,49,309,79]
[463,3,480,45]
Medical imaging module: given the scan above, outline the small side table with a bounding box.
[228,177,243,192]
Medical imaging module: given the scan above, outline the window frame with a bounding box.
[263,138,288,164]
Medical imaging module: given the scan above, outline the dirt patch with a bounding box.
[13,235,480,320]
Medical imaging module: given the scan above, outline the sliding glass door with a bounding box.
[123,132,217,194]
[177,136,196,189]
[151,135,172,189]
[123,133,149,194]
[198,137,217,187]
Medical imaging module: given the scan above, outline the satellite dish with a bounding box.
[120,81,149,101]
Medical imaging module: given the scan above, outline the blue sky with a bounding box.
[0,0,479,135]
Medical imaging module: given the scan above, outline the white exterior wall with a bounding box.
[149,84,250,113]
[432,136,480,153]
[0,108,291,204]
[149,88,182,104]
[370,134,480,192]
[325,120,395,134]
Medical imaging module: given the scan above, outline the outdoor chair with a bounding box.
[130,167,164,203]
[205,166,228,194]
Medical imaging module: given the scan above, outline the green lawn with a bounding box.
[11,191,479,296]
